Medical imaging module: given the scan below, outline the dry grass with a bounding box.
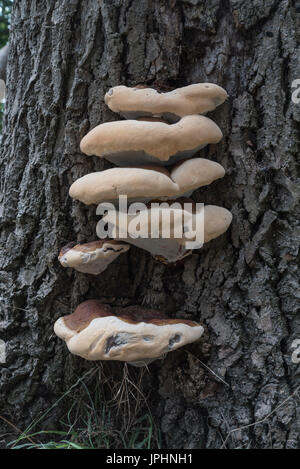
[4,363,161,449]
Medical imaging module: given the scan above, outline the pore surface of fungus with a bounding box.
[103,199,232,263]
[69,158,225,205]
[54,300,204,366]
[104,83,228,122]
[58,240,130,275]
[80,115,223,166]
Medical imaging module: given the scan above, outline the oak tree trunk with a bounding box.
[0,0,299,449]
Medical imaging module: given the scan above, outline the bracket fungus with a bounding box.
[54,300,204,366]
[56,81,231,365]
[80,115,223,166]
[104,83,228,122]
[103,199,232,263]
[69,158,225,205]
[58,240,130,275]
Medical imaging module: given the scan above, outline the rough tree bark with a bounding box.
[0,0,299,449]
[0,45,8,81]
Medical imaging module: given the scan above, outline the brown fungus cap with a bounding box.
[104,83,228,122]
[80,115,223,166]
[69,158,225,205]
[54,300,204,365]
[58,240,130,275]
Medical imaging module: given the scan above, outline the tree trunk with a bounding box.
[0,0,299,449]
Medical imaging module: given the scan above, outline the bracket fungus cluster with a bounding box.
[55,82,232,366]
